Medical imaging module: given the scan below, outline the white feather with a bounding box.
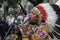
[55,0,60,7]
[39,3,58,32]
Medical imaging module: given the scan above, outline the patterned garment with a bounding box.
[32,25,48,40]
[22,1,60,40]
[6,34,18,40]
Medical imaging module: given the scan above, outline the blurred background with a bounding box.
[0,0,59,40]
[0,0,58,16]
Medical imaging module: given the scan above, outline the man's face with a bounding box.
[29,7,40,23]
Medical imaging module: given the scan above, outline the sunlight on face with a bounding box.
[29,7,41,23]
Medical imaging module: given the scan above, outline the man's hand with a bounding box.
[20,24,28,32]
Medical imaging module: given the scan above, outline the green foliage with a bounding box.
[46,0,49,2]
[28,0,44,6]
[0,0,21,8]
[8,0,19,8]
[0,0,6,3]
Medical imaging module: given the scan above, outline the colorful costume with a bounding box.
[31,0,60,40]
[22,0,60,40]
[6,0,60,40]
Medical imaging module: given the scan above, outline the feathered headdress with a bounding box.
[32,1,60,39]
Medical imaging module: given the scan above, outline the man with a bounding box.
[20,3,48,40]
[0,15,9,40]
[6,13,15,25]
[28,5,48,40]
[20,0,60,40]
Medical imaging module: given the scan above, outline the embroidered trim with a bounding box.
[36,5,48,23]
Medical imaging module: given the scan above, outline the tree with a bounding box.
[0,0,6,3]
[0,0,21,8]
[8,0,19,8]
[28,0,44,6]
